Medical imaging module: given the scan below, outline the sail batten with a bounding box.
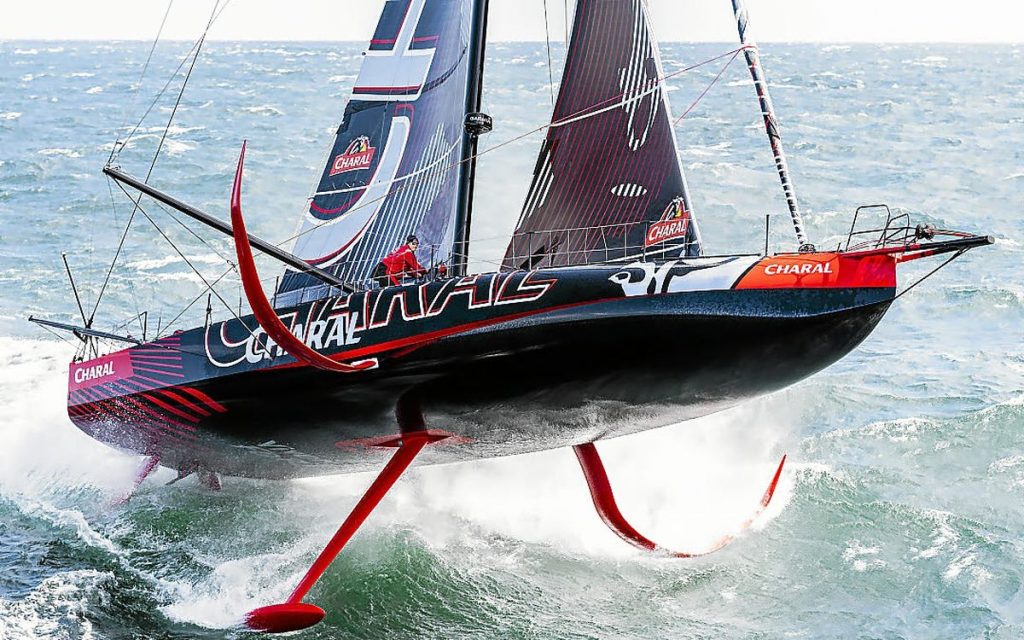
[503,0,702,271]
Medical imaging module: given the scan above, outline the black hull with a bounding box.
[67,258,896,478]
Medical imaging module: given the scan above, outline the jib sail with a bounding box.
[503,0,703,270]
[277,0,476,304]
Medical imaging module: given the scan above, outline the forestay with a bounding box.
[277,0,475,304]
[503,0,703,271]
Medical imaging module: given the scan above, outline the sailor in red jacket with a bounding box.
[375,235,427,287]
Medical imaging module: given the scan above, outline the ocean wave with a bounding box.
[0,112,21,121]
[38,148,82,158]
[843,540,886,571]
[139,124,206,136]
[908,55,949,67]
[242,105,284,117]
[126,254,226,270]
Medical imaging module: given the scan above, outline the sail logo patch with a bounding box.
[644,198,691,248]
[329,136,376,176]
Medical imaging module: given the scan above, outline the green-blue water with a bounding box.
[0,39,1022,638]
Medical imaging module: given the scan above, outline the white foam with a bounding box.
[0,112,21,121]
[843,540,886,572]
[38,148,82,158]
[127,254,225,270]
[242,105,284,117]
[85,86,104,95]
[299,394,799,559]
[0,337,138,498]
[913,510,959,560]
[159,393,802,627]
[0,570,108,639]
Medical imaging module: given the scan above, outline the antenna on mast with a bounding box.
[731,0,814,252]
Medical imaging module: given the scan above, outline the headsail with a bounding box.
[277,0,477,304]
[502,0,702,271]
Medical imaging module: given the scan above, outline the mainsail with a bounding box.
[277,0,477,304]
[502,0,702,270]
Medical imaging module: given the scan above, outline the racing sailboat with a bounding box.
[33,0,992,632]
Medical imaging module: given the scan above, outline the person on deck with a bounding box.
[375,235,427,287]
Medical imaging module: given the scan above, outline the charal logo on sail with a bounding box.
[74,361,116,383]
[644,197,692,248]
[329,136,376,176]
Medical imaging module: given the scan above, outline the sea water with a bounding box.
[0,40,1022,639]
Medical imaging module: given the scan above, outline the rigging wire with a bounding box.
[107,0,176,165]
[91,0,223,327]
[94,42,751,338]
[113,0,235,159]
[673,47,745,125]
[894,249,966,301]
[542,0,556,106]
[112,180,259,340]
[159,267,235,335]
[564,0,569,45]
[37,323,81,351]
[105,174,146,338]
[146,198,238,267]
[278,46,753,250]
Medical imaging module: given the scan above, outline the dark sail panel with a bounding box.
[277,0,474,304]
[503,0,702,270]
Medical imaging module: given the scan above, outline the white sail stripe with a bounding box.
[295,117,411,267]
[351,0,433,102]
[353,125,453,271]
[528,172,550,215]
[522,151,552,217]
[523,167,549,217]
[537,169,555,209]
[343,123,444,271]
[625,0,644,99]
[312,136,462,198]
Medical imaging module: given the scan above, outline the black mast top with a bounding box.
[452,0,492,277]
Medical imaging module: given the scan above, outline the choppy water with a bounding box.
[1,39,1022,639]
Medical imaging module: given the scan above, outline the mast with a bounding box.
[452,0,492,277]
[730,0,812,251]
